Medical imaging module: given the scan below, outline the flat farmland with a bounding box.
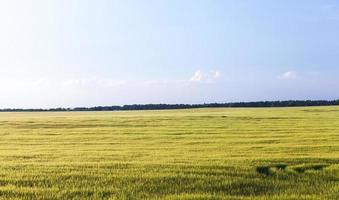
[0,107,338,199]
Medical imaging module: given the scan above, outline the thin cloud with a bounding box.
[61,77,128,88]
[145,70,222,86]
[190,70,221,83]
[1,70,222,94]
[211,70,221,79]
[279,71,297,80]
[190,70,204,82]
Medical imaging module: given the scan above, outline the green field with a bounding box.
[0,107,338,199]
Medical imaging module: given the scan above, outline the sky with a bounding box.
[0,0,339,108]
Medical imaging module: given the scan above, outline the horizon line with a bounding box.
[1,99,339,111]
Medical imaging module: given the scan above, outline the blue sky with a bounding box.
[0,0,339,108]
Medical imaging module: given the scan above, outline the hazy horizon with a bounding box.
[1,0,339,108]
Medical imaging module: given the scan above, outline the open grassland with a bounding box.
[0,107,338,200]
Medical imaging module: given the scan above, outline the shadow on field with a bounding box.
[256,164,329,176]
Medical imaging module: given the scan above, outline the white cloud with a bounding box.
[61,77,128,88]
[0,71,221,94]
[0,70,223,108]
[211,70,221,79]
[279,71,297,80]
[144,70,221,86]
[190,70,221,83]
[190,70,203,82]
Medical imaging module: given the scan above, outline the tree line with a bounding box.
[1,100,339,112]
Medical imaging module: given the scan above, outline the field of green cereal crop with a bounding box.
[0,106,338,199]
